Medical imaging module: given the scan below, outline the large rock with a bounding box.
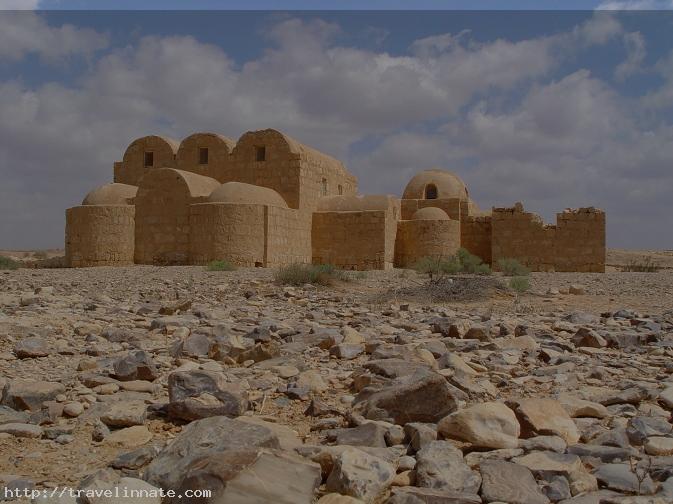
[415,441,481,494]
[438,402,520,449]
[353,369,459,424]
[593,463,657,495]
[100,400,147,427]
[13,337,52,358]
[169,449,321,504]
[144,416,280,490]
[113,351,159,382]
[325,448,396,503]
[509,398,580,444]
[1,379,65,411]
[166,369,248,420]
[479,460,549,504]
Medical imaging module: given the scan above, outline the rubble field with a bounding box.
[0,265,672,504]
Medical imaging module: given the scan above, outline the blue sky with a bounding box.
[1,6,673,249]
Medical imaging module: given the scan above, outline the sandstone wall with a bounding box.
[176,132,235,182]
[395,219,461,267]
[114,136,178,186]
[491,204,605,272]
[265,207,312,267]
[134,169,220,265]
[65,206,135,267]
[189,203,266,266]
[312,211,392,270]
[400,198,462,221]
[461,216,493,265]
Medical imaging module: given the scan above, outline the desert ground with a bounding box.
[0,250,672,503]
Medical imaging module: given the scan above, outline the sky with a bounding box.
[1,3,673,250]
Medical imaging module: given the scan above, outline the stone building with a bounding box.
[65,128,606,272]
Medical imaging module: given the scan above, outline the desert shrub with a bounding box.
[497,257,531,277]
[274,263,350,286]
[205,260,236,272]
[0,256,19,270]
[456,248,491,275]
[33,251,48,260]
[621,258,660,273]
[509,276,530,293]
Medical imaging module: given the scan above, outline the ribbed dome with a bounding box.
[403,169,469,201]
[412,207,450,220]
[208,182,288,208]
[82,183,137,205]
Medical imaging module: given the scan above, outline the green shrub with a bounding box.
[0,256,19,270]
[497,257,531,276]
[456,248,491,275]
[509,276,530,293]
[274,263,350,286]
[205,260,236,271]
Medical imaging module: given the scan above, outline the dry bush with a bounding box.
[206,260,236,272]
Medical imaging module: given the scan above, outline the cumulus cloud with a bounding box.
[596,0,673,9]
[0,12,108,61]
[0,0,39,9]
[0,12,671,249]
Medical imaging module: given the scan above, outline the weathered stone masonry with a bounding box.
[65,128,606,272]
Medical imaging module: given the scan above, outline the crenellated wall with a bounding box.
[491,203,605,272]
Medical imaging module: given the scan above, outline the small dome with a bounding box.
[208,182,288,208]
[82,183,137,205]
[412,207,450,220]
[403,169,469,201]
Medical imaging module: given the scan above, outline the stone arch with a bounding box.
[134,168,220,265]
[425,183,438,200]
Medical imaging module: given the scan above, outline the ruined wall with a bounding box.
[114,136,178,186]
[554,208,606,272]
[265,207,312,267]
[312,211,392,270]
[400,198,462,221]
[176,132,235,181]
[491,204,605,272]
[461,216,493,265]
[65,206,135,267]
[134,169,220,265]
[189,203,266,267]
[395,219,461,267]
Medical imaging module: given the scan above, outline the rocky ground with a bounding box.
[0,265,672,504]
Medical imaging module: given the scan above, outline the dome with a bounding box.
[403,169,469,201]
[412,207,450,220]
[82,183,137,205]
[208,182,288,208]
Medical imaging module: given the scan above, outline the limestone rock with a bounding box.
[593,463,657,495]
[415,441,482,494]
[509,398,580,444]
[353,369,459,424]
[388,487,481,504]
[104,425,152,448]
[113,351,159,382]
[325,448,396,503]
[438,401,520,449]
[0,422,43,438]
[479,460,549,504]
[13,337,52,358]
[1,379,66,411]
[144,416,280,490]
[100,400,147,427]
[166,369,248,420]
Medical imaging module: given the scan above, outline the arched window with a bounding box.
[338,184,343,195]
[425,183,438,199]
[321,178,328,196]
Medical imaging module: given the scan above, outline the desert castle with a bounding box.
[65,129,606,272]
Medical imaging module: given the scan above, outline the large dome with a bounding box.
[82,183,137,205]
[403,169,469,201]
[208,182,288,208]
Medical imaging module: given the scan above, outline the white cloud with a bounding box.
[0,0,39,9]
[597,0,673,9]
[0,14,671,249]
[0,12,108,61]
[615,31,646,80]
